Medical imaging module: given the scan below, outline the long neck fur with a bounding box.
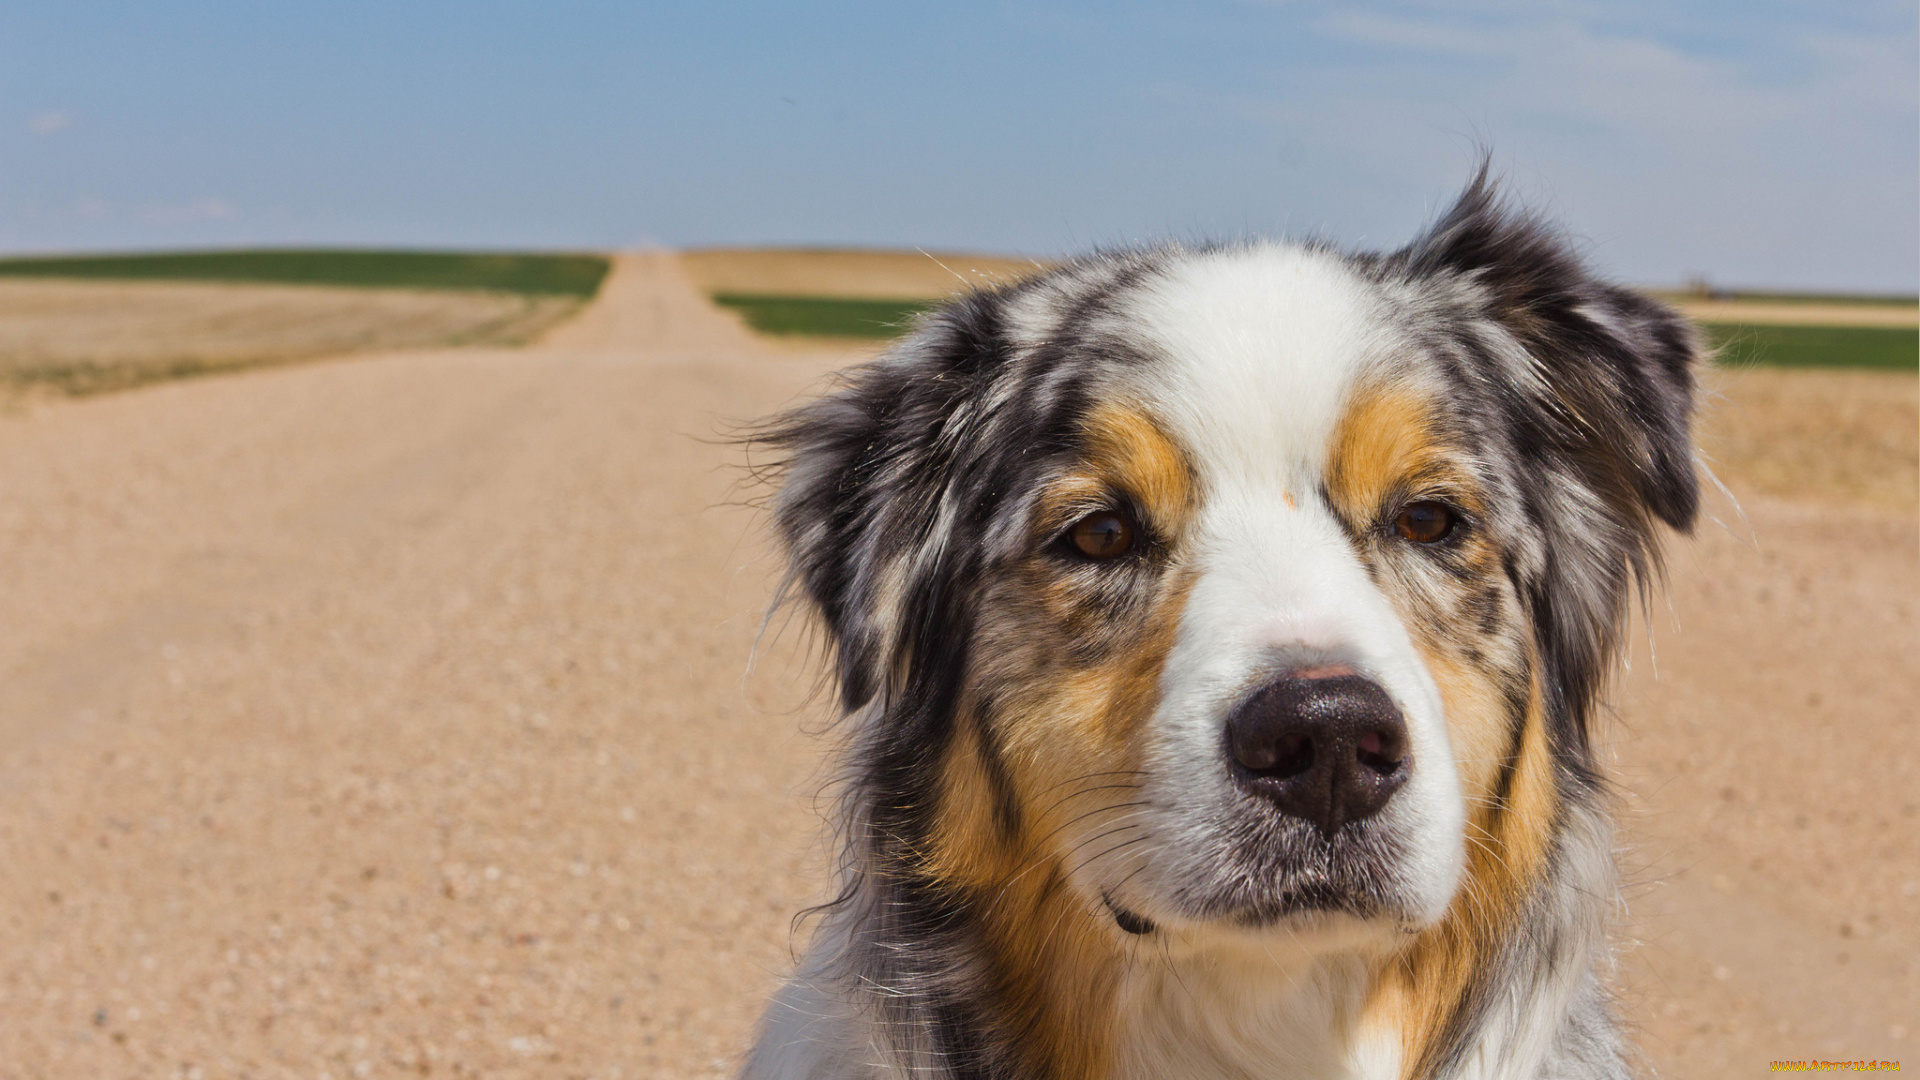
[786,788,1622,1080]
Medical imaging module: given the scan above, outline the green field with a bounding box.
[0,249,610,297]
[711,294,1918,371]
[1701,323,1918,371]
[710,293,937,338]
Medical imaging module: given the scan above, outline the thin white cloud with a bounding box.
[1316,10,1511,56]
[1315,6,1912,140]
[141,198,238,225]
[28,111,72,135]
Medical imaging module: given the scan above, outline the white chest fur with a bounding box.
[1108,947,1404,1080]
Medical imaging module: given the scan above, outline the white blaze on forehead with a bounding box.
[1128,244,1389,491]
[1123,243,1402,672]
[1119,243,1423,680]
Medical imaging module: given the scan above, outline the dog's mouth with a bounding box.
[1102,891,1156,935]
[1126,810,1418,931]
[1105,881,1381,936]
[1222,880,1388,927]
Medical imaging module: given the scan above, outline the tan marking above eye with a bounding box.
[1325,384,1445,527]
[1036,404,1193,562]
[1069,511,1135,560]
[1078,404,1196,527]
[1326,382,1486,542]
[1394,501,1456,544]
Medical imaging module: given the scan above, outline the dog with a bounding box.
[742,169,1698,1080]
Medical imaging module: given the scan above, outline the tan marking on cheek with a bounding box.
[926,709,1022,889]
[1387,525,1516,807]
[1422,650,1510,812]
[996,565,1197,842]
[972,869,1117,1080]
[1489,677,1558,892]
[926,720,1118,1079]
[925,684,1146,1079]
[921,564,1195,1080]
[1365,656,1560,1077]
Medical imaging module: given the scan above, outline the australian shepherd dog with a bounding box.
[742,171,1698,1080]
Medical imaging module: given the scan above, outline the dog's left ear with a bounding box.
[1403,167,1700,536]
[1398,168,1702,749]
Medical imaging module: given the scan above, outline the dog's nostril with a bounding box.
[1233,722,1317,777]
[1228,714,1320,772]
[1355,729,1405,775]
[1265,732,1315,779]
[1271,732,1315,779]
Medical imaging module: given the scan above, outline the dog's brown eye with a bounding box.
[1069,511,1135,560]
[1394,501,1456,544]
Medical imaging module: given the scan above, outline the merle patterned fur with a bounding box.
[744,170,1699,1079]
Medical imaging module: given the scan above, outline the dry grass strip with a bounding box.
[1699,365,1917,510]
[0,279,582,396]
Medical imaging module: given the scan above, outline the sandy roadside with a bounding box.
[1668,299,1918,329]
[0,257,1910,1079]
[1611,494,1917,1070]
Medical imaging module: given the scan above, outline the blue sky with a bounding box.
[2,1,1914,291]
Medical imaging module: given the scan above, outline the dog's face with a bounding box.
[766,186,1697,964]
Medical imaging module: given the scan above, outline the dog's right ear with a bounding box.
[755,294,1011,711]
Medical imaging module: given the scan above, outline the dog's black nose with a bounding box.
[1226,672,1410,836]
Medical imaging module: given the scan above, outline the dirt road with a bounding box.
[536,252,761,354]
[0,264,837,1079]
[0,259,1911,1078]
